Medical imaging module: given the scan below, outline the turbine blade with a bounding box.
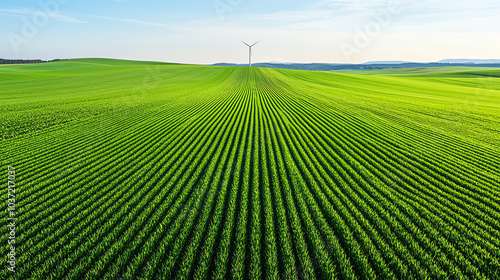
[242,41,250,47]
[250,41,259,47]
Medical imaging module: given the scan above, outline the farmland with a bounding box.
[1,59,500,279]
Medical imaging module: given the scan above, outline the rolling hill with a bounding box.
[1,59,499,279]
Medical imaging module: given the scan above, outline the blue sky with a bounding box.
[1,0,499,64]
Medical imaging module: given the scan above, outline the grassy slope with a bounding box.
[2,61,499,147]
[331,67,500,76]
[0,59,202,140]
[1,59,499,279]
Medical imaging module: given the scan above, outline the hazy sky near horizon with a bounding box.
[1,0,499,64]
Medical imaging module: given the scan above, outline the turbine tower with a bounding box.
[242,41,258,67]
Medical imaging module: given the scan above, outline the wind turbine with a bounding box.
[242,41,258,67]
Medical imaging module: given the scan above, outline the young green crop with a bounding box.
[1,59,499,279]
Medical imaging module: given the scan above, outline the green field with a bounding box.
[331,66,500,76]
[1,59,500,279]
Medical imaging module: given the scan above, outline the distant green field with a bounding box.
[1,59,500,279]
[332,66,500,76]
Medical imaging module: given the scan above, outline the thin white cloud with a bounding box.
[218,6,354,32]
[254,10,333,22]
[315,0,500,20]
[0,8,87,24]
[234,0,500,32]
[51,14,87,24]
[91,15,170,28]
[315,0,389,12]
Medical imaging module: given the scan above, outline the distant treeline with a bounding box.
[0,59,47,65]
